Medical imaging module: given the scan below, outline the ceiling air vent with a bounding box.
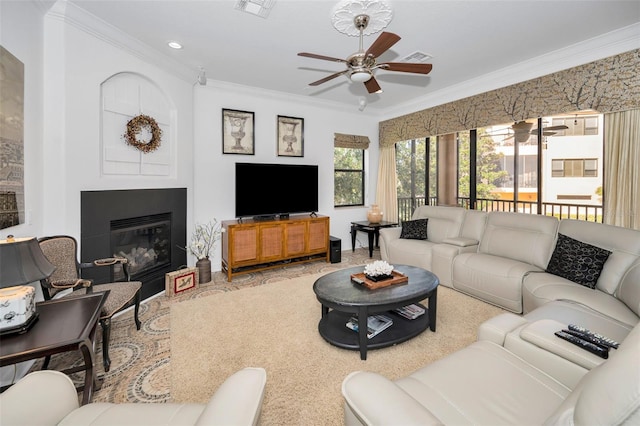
[401,51,433,63]
[235,0,276,18]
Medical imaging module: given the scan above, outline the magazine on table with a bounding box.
[346,314,393,339]
[393,304,426,320]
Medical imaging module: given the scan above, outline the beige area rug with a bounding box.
[171,274,505,425]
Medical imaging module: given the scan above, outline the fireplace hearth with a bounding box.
[81,188,186,299]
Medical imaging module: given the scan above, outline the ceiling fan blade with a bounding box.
[530,124,569,134]
[364,76,382,94]
[378,62,433,74]
[298,52,347,63]
[365,32,401,58]
[542,131,557,136]
[308,69,349,86]
[543,125,569,131]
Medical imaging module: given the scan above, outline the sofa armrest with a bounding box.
[379,227,402,242]
[379,227,403,261]
[431,242,478,287]
[0,370,79,426]
[342,371,443,426]
[518,319,606,370]
[477,312,528,345]
[195,367,267,426]
[442,237,478,247]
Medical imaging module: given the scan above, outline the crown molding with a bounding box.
[45,0,195,84]
[201,77,383,116]
[383,22,640,120]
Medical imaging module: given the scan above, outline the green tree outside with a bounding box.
[458,130,509,199]
[334,147,364,206]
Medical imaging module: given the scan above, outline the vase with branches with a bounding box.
[187,219,221,283]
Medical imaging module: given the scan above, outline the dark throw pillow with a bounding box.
[400,218,428,240]
[546,233,611,289]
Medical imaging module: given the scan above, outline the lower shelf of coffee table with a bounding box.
[318,305,430,351]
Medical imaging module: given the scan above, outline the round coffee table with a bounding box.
[313,265,438,360]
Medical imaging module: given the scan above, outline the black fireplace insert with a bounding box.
[81,188,187,299]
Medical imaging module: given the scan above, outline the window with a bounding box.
[334,133,370,207]
[334,147,365,207]
[552,115,599,136]
[396,138,428,220]
[551,158,598,177]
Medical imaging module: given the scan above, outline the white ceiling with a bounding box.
[62,0,640,112]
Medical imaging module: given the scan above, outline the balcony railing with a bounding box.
[397,196,603,223]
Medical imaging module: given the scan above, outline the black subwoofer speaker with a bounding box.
[329,236,341,263]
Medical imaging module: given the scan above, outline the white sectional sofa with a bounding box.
[381,207,640,325]
[523,218,640,323]
[342,319,640,425]
[345,207,640,425]
[379,205,487,286]
[452,211,560,313]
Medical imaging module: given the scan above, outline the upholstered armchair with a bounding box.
[38,235,142,372]
[0,368,267,426]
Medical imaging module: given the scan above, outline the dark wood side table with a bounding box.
[0,292,108,405]
[350,220,399,258]
[313,265,438,360]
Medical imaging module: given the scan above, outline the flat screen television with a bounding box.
[235,162,319,219]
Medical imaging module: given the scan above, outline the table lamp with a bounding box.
[0,235,56,335]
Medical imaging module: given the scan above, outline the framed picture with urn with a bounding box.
[277,115,304,157]
[222,109,255,155]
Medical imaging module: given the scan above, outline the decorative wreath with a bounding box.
[124,114,162,153]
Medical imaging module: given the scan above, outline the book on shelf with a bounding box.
[346,314,393,339]
[393,304,426,320]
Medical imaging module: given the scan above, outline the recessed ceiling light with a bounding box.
[235,0,276,18]
[167,41,183,49]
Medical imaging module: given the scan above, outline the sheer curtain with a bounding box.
[375,144,398,223]
[604,109,640,230]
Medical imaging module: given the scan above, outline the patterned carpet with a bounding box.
[32,248,379,403]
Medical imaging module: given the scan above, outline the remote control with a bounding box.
[351,277,365,286]
[568,324,620,349]
[563,329,615,351]
[555,331,609,359]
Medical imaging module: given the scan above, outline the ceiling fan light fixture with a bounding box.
[350,70,372,82]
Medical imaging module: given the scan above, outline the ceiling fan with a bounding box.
[491,121,569,143]
[297,14,432,94]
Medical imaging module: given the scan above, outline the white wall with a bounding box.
[193,82,379,269]
[39,1,195,239]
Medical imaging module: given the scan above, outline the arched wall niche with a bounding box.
[380,49,640,146]
[100,72,174,176]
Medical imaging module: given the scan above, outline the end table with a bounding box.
[350,220,398,258]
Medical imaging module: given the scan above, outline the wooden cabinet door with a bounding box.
[285,222,306,257]
[308,218,328,253]
[259,223,284,261]
[230,226,258,264]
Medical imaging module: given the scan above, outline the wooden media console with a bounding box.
[221,214,330,281]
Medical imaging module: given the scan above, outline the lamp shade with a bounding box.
[0,237,56,288]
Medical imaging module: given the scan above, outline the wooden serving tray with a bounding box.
[350,270,409,289]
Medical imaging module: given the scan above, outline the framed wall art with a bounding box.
[222,109,255,155]
[165,267,199,297]
[277,115,304,157]
[0,46,24,229]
